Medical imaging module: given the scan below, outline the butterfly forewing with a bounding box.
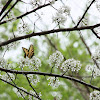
[28,45,34,58]
[22,45,34,58]
[22,47,29,58]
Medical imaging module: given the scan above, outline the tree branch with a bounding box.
[0,3,51,25]
[25,75,41,100]
[0,0,20,22]
[0,24,100,47]
[0,67,100,91]
[91,29,100,39]
[0,77,41,100]
[0,0,13,16]
[75,0,96,27]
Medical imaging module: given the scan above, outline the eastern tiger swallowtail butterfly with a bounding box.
[22,44,34,58]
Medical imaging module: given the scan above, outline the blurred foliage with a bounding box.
[0,0,100,100]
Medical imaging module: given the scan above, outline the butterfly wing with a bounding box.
[22,47,29,58]
[28,45,34,58]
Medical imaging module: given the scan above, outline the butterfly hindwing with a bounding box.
[22,47,29,58]
[22,45,34,58]
[28,45,34,58]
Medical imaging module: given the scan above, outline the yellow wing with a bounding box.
[28,45,34,58]
[22,47,29,58]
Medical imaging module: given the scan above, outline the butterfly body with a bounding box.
[22,45,34,58]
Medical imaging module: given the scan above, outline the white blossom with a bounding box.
[27,74,40,85]
[93,27,100,37]
[17,22,29,34]
[13,87,27,98]
[52,13,67,24]
[1,73,15,82]
[78,16,89,27]
[29,56,41,70]
[58,5,70,16]
[50,0,56,4]
[90,91,100,100]
[18,57,29,70]
[61,58,81,72]
[52,5,70,25]
[30,0,42,8]
[19,56,41,71]
[96,0,100,12]
[92,46,100,63]
[50,91,62,100]
[3,41,20,50]
[47,77,60,88]
[7,62,16,69]
[29,90,42,100]
[49,51,64,68]
[85,64,93,71]
[85,65,100,78]
[0,57,15,69]
[0,57,7,68]
[6,11,15,19]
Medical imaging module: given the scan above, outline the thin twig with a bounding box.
[0,77,40,99]
[25,75,41,100]
[6,72,26,100]
[75,0,96,27]
[0,3,51,25]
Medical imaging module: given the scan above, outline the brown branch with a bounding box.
[0,77,41,100]
[25,75,41,100]
[75,0,96,27]
[0,3,51,25]
[91,29,100,39]
[6,72,26,100]
[74,82,89,100]
[0,24,100,47]
[0,0,20,22]
[79,32,100,69]
[0,67,100,91]
[0,0,13,16]
[45,35,57,50]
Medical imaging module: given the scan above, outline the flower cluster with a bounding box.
[78,17,89,27]
[0,57,14,69]
[47,77,60,88]
[96,0,100,12]
[29,90,41,100]
[58,6,70,16]
[50,91,62,100]
[90,91,100,100]
[92,46,100,63]
[49,0,56,4]
[0,57,7,68]
[29,56,41,70]
[18,22,29,34]
[3,41,20,51]
[30,0,42,8]
[85,65,100,78]
[1,73,15,82]
[27,74,40,85]
[19,56,41,71]
[52,5,70,24]
[13,87,27,98]
[7,11,15,19]
[49,51,64,68]
[61,58,81,72]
